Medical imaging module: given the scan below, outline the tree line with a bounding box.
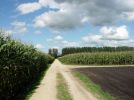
[62,47,134,55]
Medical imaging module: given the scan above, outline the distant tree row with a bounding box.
[48,48,58,58]
[62,47,134,55]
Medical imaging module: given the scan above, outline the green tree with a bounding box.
[48,48,58,58]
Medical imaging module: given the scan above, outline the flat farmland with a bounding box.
[74,67,134,100]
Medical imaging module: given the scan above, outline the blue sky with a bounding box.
[1,0,134,52]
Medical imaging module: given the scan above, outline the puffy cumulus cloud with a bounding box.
[34,10,82,31]
[17,0,134,31]
[82,35,103,46]
[82,35,102,43]
[17,2,42,14]
[32,0,134,31]
[39,0,59,9]
[33,1,84,31]
[100,25,129,40]
[11,21,27,33]
[82,25,134,47]
[82,25,129,42]
[35,44,44,49]
[17,0,59,15]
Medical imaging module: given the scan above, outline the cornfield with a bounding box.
[0,31,54,100]
[59,51,134,65]
[62,47,134,55]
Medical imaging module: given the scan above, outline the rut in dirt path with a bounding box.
[57,60,97,100]
[29,59,97,100]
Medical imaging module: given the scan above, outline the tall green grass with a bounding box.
[59,52,134,65]
[0,31,54,100]
[57,73,72,100]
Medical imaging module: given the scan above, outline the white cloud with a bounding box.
[34,10,82,31]
[11,21,27,33]
[17,0,59,15]
[81,16,90,23]
[82,25,129,43]
[82,35,102,43]
[35,44,44,49]
[54,35,63,40]
[100,25,129,40]
[123,12,134,21]
[16,0,134,48]
[82,25,132,47]
[39,0,59,9]
[34,0,134,31]
[17,0,134,31]
[17,2,42,14]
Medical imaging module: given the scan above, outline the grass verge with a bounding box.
[57,73,72,100]
[14,64,50,100]
[73,71,115,100]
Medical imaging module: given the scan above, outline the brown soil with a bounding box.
[74,67,134,100]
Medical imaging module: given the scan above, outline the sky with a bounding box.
[1,0,134,52]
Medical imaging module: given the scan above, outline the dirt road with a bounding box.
[29,60,58,100]
[29,59,97,100]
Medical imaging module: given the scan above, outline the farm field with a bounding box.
[73,67,134,100]
[0,32,54,100]
[2,0,134,100]
[59,52,134,65]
